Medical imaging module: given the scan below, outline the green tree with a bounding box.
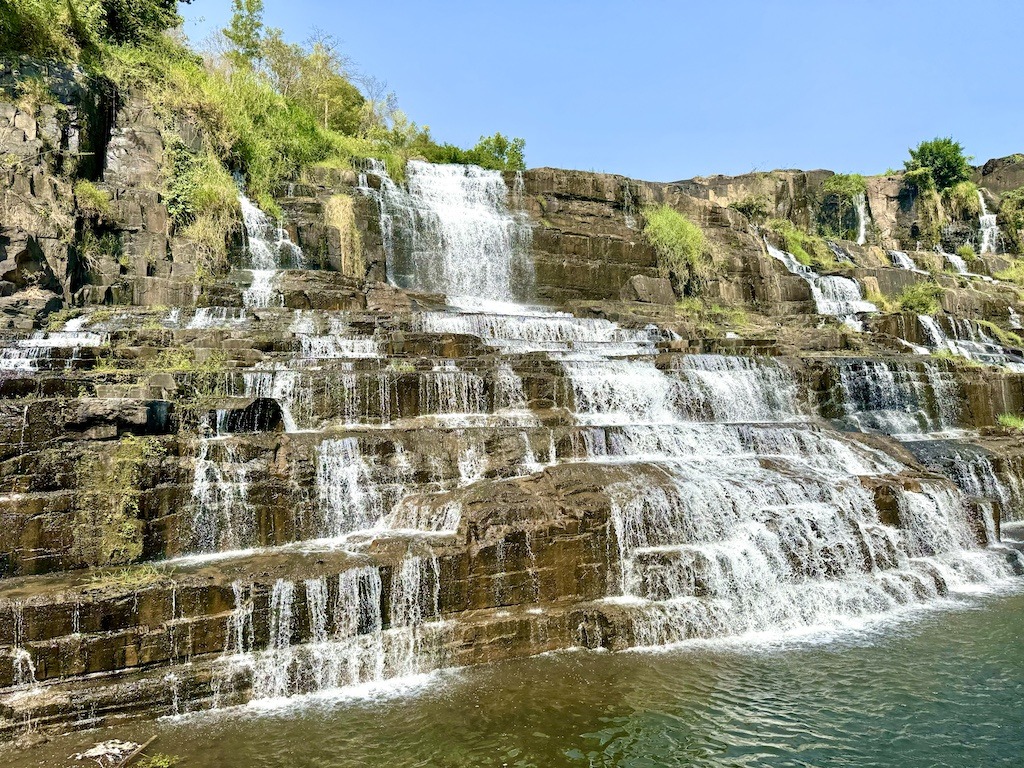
[224,0,264,68]
[904,137,972,191]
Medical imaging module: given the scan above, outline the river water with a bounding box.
[10,584,1024,767]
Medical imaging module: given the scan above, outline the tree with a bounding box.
[904,138,972,191]
[224,0,264,69]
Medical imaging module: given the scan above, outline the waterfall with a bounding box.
[918,315,1024,371]
[854,193,869,245]
[978,190,999,255]
[888,250,924,273]
[765,240,877,328]
[0,315,107,372]
[944,250,970,275]
[190,439,256,553]
[364,160,533,305]
[220,560,448,700]
[836,359,960,436]
[238,191,303,308]
[316,438,385,536]
[1010,308,1022,330]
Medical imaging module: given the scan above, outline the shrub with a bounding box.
[955,244,976,261]
[643,205,709,293]
[729,194,770,223]
[897,282,943,314]
[943,181,981,220]
[904,167,935,193]
[995,258,1024,285]
[904,138,972,191]
[74,179,113,219]
[997,413,1024,431]
[765,218,834,269]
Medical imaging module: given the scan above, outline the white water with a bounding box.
[978,190,999,255]
[887,250,925,274]
[364,159,533,304]
[0,316,107,372]
[918,315,1024,371]
[765,240,877,328]
[854,193,869,245]
[238,192,303,308]
[944,250,970,275]
[183,161,1020,705]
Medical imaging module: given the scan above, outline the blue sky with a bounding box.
[180,1,1024,181]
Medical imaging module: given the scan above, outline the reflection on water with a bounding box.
[9,589,1024,767]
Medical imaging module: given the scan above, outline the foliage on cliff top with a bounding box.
[904,138,973,192]
[642,205,710,293]
[943,181,981,221]
[822,173,866,200]
[0,0,190,56]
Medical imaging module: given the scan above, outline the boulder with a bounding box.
[619,275,675,305]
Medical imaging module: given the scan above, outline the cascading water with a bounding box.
[180,160,1020,708]
[978,190,999,254]
[918,315,1024,371]
[363,159,533,304]
[854,193,869,245]
[764,240,877,328]
[888,250,924,273]
[238,191,303,308]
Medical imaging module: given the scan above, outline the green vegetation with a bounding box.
[4,0,525,285]
[74,435,164,567]
[87,563,168,592]
[943,180,981,220]
[904,138,972,192]
[643,205,711,293]
[897,282,943,314]
[73,179,113,219]
[675,298,749,331]
[864,289,895,313]
[998,187,1024,253]
[997,413,1024,431]
[323,194,363,277]
[977,320,1024,348]
[822,173,866,199]
[729,194,770,223]
[955,244,976,262]
[995,258,1024,285]
[766,218,834,270]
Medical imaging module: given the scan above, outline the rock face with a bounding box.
[1,71,1024,744]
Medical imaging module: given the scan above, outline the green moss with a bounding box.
[74,436,164,568]
[977,320,1024,348]
[998,187,1024,253]
[995,259,1024,285]
[676,298,749,331]
[643,205,711,293]
[897,282,944,314]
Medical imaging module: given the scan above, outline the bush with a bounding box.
[643,205,709,292]
[729,194,770,223]
[765,218,833,269]
[995,258,1024,285]
[997,413,1024,431]
[74,179,113,219]
[943,181,981,220]
[905,138,972,191]
[897,282,943,314]
[422,133,526,171]
[955,244,976,261]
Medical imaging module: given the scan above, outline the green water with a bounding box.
[11,589,1024,767]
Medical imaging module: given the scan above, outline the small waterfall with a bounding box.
[187,307,248,329]
[418,363,487,418]
[944,251,970,275]
[888,250,923,273]
[363,160,533,304]
[238,191,303,309]
[221,560,448,701]
[765,240,876,329]
[670,355,800,423]
[854,193,869,245]
[0,316,107,372]
[190,439,256,552]
[978,190,999,255]
[918,315,1024,371]
[10,605,37,688]
[836,359,960,436]
[1010,307,1022,330]
[316,438,384,536]
[243,369,305,432]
